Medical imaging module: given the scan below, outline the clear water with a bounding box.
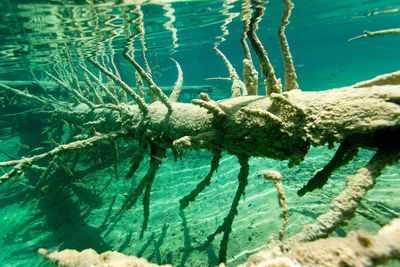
[0,0,399,266]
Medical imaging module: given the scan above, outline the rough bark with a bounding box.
[128,83,400,165]
[3,78,399,182]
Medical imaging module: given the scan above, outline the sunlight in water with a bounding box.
[0,0,399,266]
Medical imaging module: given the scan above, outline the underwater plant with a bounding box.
[0,0,399,266]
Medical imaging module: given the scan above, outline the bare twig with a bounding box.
[88,58,148,113]
[0,83,48,106]
[125,143,148,180]
[297,141,359,196]
[120,145,166,239]
[80,64,119,105]
[123,52,172,111]
[46,71,94,108]
[185,155,249,263]
[0,128,128,185]
[83,73,104,105]
[348,28,400,41]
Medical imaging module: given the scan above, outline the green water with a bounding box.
[0,0,400,266]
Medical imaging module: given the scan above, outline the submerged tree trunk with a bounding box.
[2,80,399,181]
[127,83,400,164]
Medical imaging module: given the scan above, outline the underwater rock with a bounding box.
[38,248,172,267]
[241,217,400,267]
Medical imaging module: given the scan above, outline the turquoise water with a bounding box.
[0,0,400,266]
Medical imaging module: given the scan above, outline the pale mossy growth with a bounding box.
[226,257,300,267]
[243,58,259,95]
[191,92,226,118]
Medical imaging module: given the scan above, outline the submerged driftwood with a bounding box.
[1,0,399,266]
[2,72,400,265]
[2,77,399,184]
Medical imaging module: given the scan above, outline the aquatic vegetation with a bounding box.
[0,0,399,266]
